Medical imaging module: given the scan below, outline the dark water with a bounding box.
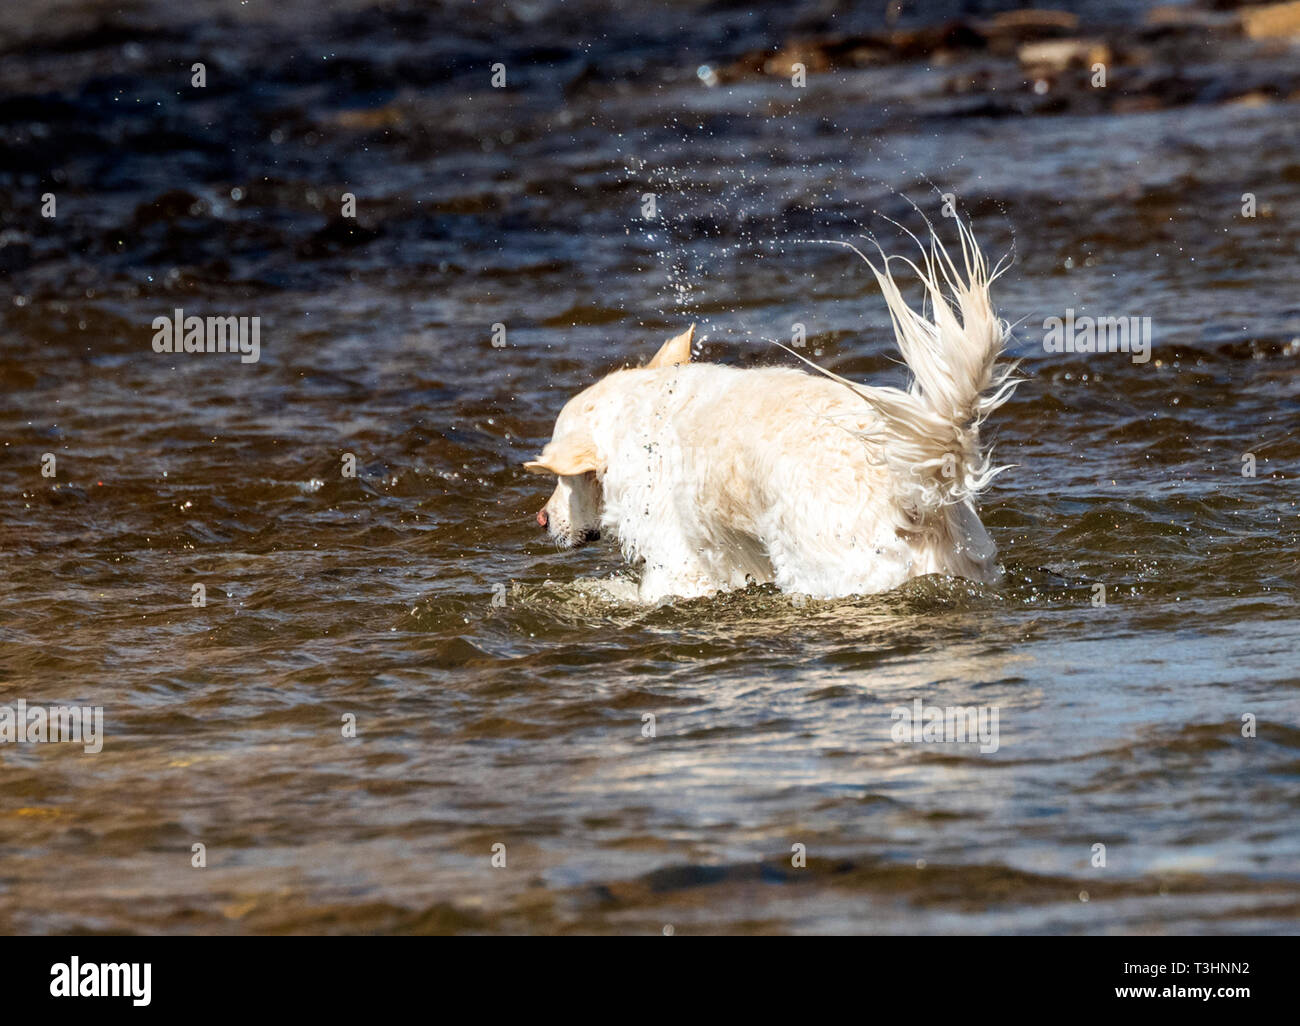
[1,0,1297,933]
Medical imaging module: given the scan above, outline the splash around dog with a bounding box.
[524,220,1018,602]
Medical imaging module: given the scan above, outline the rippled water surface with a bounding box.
[1,0,1298,933]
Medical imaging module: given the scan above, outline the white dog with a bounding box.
[525,221,1017,602]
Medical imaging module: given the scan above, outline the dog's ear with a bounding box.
[646,324,694,368]
[523,434,600,476]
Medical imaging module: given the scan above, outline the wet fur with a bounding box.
[525,220,1017,603]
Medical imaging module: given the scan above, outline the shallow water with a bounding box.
[0,0,1298,933]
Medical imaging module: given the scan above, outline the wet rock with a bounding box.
[883,21,989,61]
[328,105,408,132]
[717,9,1097,81]
[719,21,990,82]
[759,42,834,79]
[712,2,1300,121]
[1240,1,1300,39]
[1018,38,1112,72]
[1144,5,1237,31]
[981,9,1082,55]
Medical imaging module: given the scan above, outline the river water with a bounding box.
[0,0,1297,933]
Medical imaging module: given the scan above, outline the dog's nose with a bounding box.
[536,509,548,529]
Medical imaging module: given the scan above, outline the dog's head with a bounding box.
[524,325,694,548]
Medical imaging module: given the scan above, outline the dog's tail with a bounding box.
[788,218,1018,527]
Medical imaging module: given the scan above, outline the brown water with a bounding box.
[0,0,1298,934]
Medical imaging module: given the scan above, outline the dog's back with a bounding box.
[600,358,999,599]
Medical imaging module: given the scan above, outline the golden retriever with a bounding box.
[525,221,1017,602]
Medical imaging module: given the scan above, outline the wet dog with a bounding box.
[525,222,1017,602]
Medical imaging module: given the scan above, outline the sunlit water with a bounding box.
[0,0,1297,933]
